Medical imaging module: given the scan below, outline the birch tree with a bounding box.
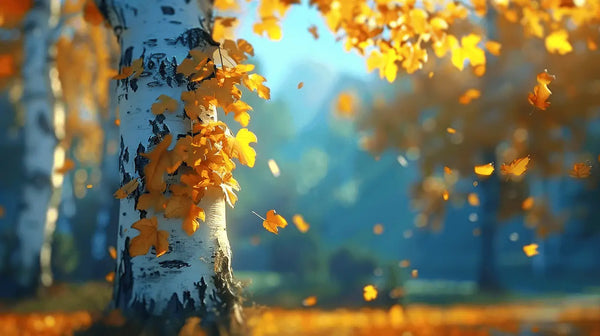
[94,0,268,331]
[12,0,63,294]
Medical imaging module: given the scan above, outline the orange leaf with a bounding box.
[129,217,169,258]
[373,223,384,234]
[522,197,534,210]
[297,81,304,89]
[335,92,356,118]
[468,193,480,206]
[113,178,139,199]
[523,243,539,257]
[484,41,502,56]
[243,73,271,99]
[528,70,555,110]
[569,162,591,178]
[263,209,288,234]
[113,58,144,79]
[302,296,317,306]
[105,272,115,283]
[108,246,117,259]
[253,17,282,41]
[151,95,178,115]
[142,134,172,192]
[226,128,257,167]
[55,158,75,174]
[458,89,481,105]
[83,0,104,26]
[308,25,319,39]
[363,285,378,301]
[501,156,530,177]
[446,127,456,134]
[137,192,167,212]
[292,214,310,233]
[474,163,494,176]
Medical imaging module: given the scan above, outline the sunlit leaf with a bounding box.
[263,209,288,234]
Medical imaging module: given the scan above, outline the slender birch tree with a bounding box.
[95,0,248,331]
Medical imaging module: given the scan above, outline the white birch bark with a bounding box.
[13,0,56,291]
[97,0,242,329]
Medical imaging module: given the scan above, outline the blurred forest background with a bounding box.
[1,0,600,335]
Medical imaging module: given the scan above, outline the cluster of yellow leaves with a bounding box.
[118,39,268,257]
[213,16,238,42]
[253,0,300,41]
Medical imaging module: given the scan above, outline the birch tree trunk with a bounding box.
[13,0,56,294]
[97,0,242,332]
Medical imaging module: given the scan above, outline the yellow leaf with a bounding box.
[485,41,502,56]
[151,95,178,115]
[458,89,481,105]
[292,214,310,233]
[253,17,282,41]
[263,209,288,234]
[113,178,139,199]
[142,134,172,192]
[523,243,539,257]
[129,217,169,258]
[570,162,591,178]
[224,100,252,127]
[336,92,356,118]
[474,163,494,176]
[522,197,534,210]
[446,127,456,134]
[302,296,317,307]
[528,70,556,110]
[243,73,271,100]
[442,190,449,201]
[411,269,419,278]
[468,193,480,206]
[545,30,573,55]
[108,246,117,260]
[226,128,257,167]
[55,158,75,174]
[363,285,378,301]
[113,57,144,79]
[373,223,384,235]
[501,156,530,177]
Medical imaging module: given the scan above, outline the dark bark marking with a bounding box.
[134,144,148,178]
[123,147,129,163]
[36,112,54,136]
[143,38,158,47]
[113,237,134,311]
[165,28,218,50]
[130,78,138,92]
[161,6,175,15]
[169,20,182,25]
[159,260,191,269]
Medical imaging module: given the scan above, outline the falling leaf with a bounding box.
[468,193,480,206]
[308,25,319,39]
[243,73,271,99]
[253,17,283,41]
[399,259,410,268]
[297,81,304,89]
[55,159,75,174]
[545,30,573,55]
[522,197,535,210]
[474,163,494,176]
[105,272,115,283]
[442,190,449,201]
[523,243,539,257]
[336,92,356,118]
[444,166,452,175]
[485,41,502,55]
[302,296,317,307]
[501,156,530,177]
[86,184,93,189]
[528,70,556,110]
[114,118,120,126]
[151,95,178,115]
[411,269,419,278]
[458,89,481,104]
[363,285,378,301]
[263,209,288,234]
[108,246,117,259]
[113,178,139,199]
[268,159,280,177]
[569,162,591,178]
[292,214,310,233]
[129,217,169,257]
[373,223,384,235]
[428,71,434,78]
[446,127,456,134]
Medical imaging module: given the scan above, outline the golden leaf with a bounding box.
[523,243,539,257]
[113,178,139,199]
[363,285,378,301]
[151,95,178,115]
[474,163,494,176]
[129,217,169,258]
[292,214,310,233]
[263,209,288,234]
